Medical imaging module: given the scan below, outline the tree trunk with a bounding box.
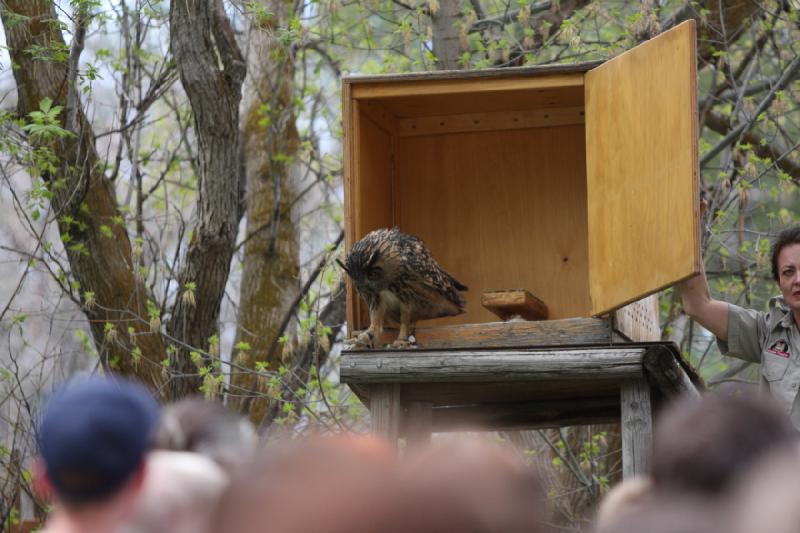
[167,0,246,399]
[431,0,464,70]
[227,0,301,424]
[1,0,167,391]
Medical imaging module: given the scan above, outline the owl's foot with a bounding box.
[390,335,416,349]
[347,330,374,350]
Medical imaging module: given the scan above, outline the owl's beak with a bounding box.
[335,258,350,275]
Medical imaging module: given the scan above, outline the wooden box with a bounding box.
[342,21,700,341]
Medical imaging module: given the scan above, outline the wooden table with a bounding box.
[340,342,700,478]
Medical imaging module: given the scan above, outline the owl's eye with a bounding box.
[366,268,382,281]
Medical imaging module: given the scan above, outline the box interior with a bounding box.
[351,77,594,328]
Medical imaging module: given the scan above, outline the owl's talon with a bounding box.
[390,337,415,349]
[350,331,374,350]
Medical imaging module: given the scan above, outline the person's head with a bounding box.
[214,434,547,533]
[116,451,228,533]
[35,375,160,510]
[723,446,800,533]
[152,398,256,473]
[212,434,397,533]
[771,226,800,312]
[593,477,654,532]
[593,494,722,533]
[651,392,795,496]
[394,437,549,533]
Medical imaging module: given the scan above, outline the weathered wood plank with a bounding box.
[351,318,613,349]
[405,401,433,450]
[430,396,619,432]
[341,347,646,384]
[399,379,623,406]
[369,384,401,446]
[621,378,653,478]
[642,345,701,399]
[343,61,603,85]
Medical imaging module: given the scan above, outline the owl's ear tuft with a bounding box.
[335,258,349,274]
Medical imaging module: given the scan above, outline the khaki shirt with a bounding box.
[717,297,800,423]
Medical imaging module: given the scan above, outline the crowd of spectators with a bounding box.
[30,373,800,533]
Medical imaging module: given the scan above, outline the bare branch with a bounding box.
[700,54,800,168]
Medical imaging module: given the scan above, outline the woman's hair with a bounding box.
[770,226,800,281]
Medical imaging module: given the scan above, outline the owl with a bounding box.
[338,228,467,349]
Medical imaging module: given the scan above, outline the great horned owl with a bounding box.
[338,228,468,349]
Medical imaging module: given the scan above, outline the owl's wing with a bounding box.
[415,267,466,310]
[401,237,465,299]
[406,278,465,319]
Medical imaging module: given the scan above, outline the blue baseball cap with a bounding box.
[37,375,160,504]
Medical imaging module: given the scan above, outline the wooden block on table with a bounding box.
[481,289,548,321]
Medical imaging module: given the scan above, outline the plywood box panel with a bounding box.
[396,106,585,137]
[585,21,700,315]
[375,84,585,118]
[353,104,394,236]
[351,74,584,102]
[348,102,395,328]
[394,125,590,325]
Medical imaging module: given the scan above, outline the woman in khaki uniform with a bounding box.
[679,226,800,426]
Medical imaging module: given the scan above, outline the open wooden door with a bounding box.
[585,20,701,317]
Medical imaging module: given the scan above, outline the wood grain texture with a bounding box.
[621,378,653,478]
[374,84,584,120]
[350,318,612,348]
[396,106,584,136]
[370,384,401,445]
[642,344,701,399]
[585,20,700,316]
[430,396,619,432]
[343,81,358,337]
[374,318,613,348]
[396,379,623,406]
[341,347,646,384]
[395,125,590,324]
[358,99,399,135]
[351,73,584,100]
[481,289,549,321]
[405,401,433,449]
[346,100,396,331]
